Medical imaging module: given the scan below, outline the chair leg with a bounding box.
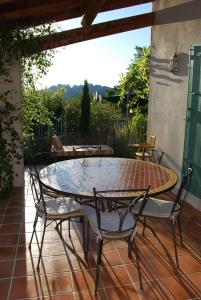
[60,220,62,233]
[177,216,183,246]
[68,219,71,238]
[37,218,47,272]
[29,213,38,249]
[95,237,103,296]
[171,220,179,268]
[142,217,146,236]
[133,243,143,289]
[82,216,86,257]
[128,239,132,258]
[85,220,90,261]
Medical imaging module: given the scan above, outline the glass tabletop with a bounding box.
[40,157,177,199]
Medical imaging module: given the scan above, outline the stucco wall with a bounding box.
[0,60,24,187]
[148,0,201,176]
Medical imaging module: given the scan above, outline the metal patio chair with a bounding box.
[151,149,164,164]
[31,151,56,174]
[30,151,63,199]
[28,169,85,272]
[133,167,193,267]
[84,187,150,295]
[135,135,156,161]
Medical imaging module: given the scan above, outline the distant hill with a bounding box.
[48,83,113,100]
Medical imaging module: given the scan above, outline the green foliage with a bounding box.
[113,127,132,158]
[0,91,22,197]
[22,87,53,144]
[64,97,81,131]
[113,111,147,158]
[103,86,120,104]
[40,88,65,118]
[0,24,55,79]
[80,80,91,134]
[90,102,122,131]
[128,110,147,142]
[118,46,150,114]
[63,96,123,134]
[21,24,56,146]
[23,87,66,146]
[21,25,56,88]
[104,86,119,97]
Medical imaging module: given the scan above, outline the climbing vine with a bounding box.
[0,24,55,197]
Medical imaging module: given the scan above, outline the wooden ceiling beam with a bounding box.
[0,0,82,13]
[2,0,153,29]
[81,0,106,27]
[3,1,82,21]
[102,0,154,11]
[0,0,18,4]
[33,12,155,52]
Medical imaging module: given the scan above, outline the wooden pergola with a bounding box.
[0,0,154,50]
[1,0,197,50]
[2,0,201,189]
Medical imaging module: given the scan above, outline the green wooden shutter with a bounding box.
[183,45,201,197]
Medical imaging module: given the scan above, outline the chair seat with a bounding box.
[133,197,181,218]
[37,197,84,220]
[84,206,135,239]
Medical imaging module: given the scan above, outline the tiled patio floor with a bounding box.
[0,173,201,300]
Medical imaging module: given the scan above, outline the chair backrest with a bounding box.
[27,168,41,205]
[51,134,63,150]
[32,152,55,176]
[27,168,48,215]
[93,187,150,233]
[149,135,156,148]
[172,167,193,213]
[152,149,164,164]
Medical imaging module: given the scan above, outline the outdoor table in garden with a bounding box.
[39,157,177,200]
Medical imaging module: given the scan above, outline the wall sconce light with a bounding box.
[170,52,179,74]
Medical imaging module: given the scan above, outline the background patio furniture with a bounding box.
[129,135,156,161]
[84,186,150,295]
[51,134,113,157]
[132,167,193,267]
[73,145,102,158]
[28,169,85,272]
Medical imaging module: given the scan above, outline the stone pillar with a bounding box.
[0,60,24,187]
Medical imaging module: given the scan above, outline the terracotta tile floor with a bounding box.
[0,173,201,300]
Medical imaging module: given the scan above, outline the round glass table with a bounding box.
[39,157,177,200]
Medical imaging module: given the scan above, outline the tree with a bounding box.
[21,25,57,146]
[118,46,150,115]
[80,80,91,134]
[90,101,122,133]
[64,96,81,132]
[41,88,65,118]
[22,88,66,143]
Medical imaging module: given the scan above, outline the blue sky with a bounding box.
[38,3,152,89]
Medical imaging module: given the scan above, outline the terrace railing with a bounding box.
[28,116,146,158]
